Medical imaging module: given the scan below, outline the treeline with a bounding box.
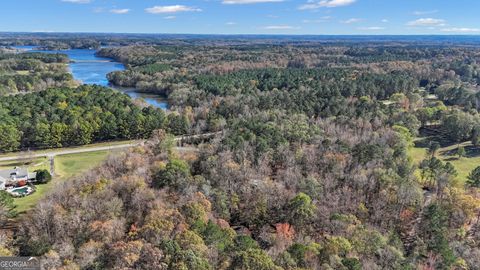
[434,85,480,110]
[0,85,187,152]
[99,46,178,94]
[0,52,69,63]
[0,52,76,95]
[97,46,168,66]
[194,68,417,100]
[97,44,477,99]
[344,46,462,62]
[2,40,102,51]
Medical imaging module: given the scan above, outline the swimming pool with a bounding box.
[8,186,34,197]
[12,187,30,195]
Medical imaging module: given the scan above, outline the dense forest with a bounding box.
[0,86,172,152]
[2,35,480,269]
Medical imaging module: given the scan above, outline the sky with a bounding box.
[1,0,480,35]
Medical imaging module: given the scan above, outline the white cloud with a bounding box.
[407,18,446,27]
[341,18,362,24]
[358,26,385,30]
[441,27,480,33]
[263,25,299,30]
[61,0,91,3]
[302,16,332,23]
[381,19,389,23]
[110,9,130,14]
[226,22,237,25]
[223,0,283,4]
[164,16,176,20]
[145,5,202,14]
[413,10,438,16]
[299,0,356,10]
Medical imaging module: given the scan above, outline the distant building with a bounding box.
[0,167,37,190]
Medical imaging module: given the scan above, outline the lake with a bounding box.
[14,46,168,109]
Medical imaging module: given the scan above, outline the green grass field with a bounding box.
[15,70,30,75]
[55,151,110,178]
[13,183,53,214]
[0,158,49,171]
[409,139,480,183]
[12,151,111,214]
[0,139,136,159]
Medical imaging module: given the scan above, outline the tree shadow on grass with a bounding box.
[415,128,453,148]
[0,161,35,168]
[439,145,480,159]
[415,135,453,149]
[415,128,480,159]
[462,145,480,158]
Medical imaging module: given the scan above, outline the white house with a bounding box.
[0,167,36,190]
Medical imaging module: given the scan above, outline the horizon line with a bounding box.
[2,31,480,37]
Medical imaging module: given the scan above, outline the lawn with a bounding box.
[55,150,110,178]
[1,158,51,214]
[15,70,30,75]
[0,139,136,159]
[409,138,480,183]
[0,158,49,171]
[13,184,53,214]
[13,150,111,214]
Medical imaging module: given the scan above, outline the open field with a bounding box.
[0,157,49,171]
[0,139,138,159]
[55,150,110,179]
[15,70,29,75]
[409,139,480,183]
[12,150,113,214]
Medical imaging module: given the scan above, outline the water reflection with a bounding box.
[13,46,167,109]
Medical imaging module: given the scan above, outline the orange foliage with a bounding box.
[275,223,295,240]
[268,223,296,256]
[216,219,231,230]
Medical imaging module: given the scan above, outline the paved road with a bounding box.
[0,132,221,163]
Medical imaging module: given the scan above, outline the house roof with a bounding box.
[0,167,29,180]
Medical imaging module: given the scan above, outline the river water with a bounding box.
[14,46,168,109]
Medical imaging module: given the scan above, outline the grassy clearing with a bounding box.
[15,70,30,75]
[55,150,110,179]
[0,158,49,171]
[0,139,136,159]
[13,150,111,214]
[13,183,52,214]
[409,138,480,183]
